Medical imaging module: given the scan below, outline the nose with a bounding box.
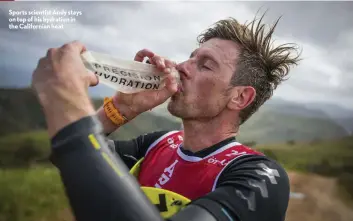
[176,60,192,79]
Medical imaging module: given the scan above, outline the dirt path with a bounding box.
[286,172,353,221]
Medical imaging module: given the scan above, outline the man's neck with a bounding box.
[181,115,238,153]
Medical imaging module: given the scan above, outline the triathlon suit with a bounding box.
[50,116,290,221]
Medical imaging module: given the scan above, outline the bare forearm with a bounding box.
[96,95,139,135]
[96,107,119,135]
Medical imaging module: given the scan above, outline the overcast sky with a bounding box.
[0,1,352,110]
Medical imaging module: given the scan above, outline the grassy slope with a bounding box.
[0,166,69,221]
[0,130,50,167]
[0,87,180,142]
[237,108,348,144]
[0,88,46,135]
[255,135,353,172]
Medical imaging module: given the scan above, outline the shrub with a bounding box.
[287,140,295,145]
[0,132,50,168]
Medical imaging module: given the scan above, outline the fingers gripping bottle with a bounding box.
[81,51,180,94]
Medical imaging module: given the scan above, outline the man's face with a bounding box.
[168,38,240,119]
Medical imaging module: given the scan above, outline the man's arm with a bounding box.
[31,41,182,221]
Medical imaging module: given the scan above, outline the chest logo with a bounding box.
[225,149,247,157]
[155,159,178,188]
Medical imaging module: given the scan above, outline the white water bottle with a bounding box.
[81,51,180,94]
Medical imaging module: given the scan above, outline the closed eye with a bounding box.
[202,65,212,71]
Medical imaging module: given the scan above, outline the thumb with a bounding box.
[165,74,178,94]
[155,75,178,101]
[69,40,87,54]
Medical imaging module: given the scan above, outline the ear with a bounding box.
[227,86,256,111]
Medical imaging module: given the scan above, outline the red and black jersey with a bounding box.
[138,130,264,200]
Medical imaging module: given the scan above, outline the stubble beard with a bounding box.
[167,95,187,118]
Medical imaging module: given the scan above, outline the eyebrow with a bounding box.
[189,49,220,68]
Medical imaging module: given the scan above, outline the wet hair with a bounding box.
[197,13,301,124]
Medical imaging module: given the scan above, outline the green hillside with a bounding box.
[255,135,353,173]
[236,107,348,144]
[0,130,49,167]
[0,88,46,136]
[0,88,180,140]
[153,100,349,145]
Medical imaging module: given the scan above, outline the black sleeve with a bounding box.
[178,155,290,221]
[106,130,169,169]
[50,115,164,221]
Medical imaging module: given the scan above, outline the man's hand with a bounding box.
[32,41,98,138]
[114,49,179,118]
[97,49,179,134]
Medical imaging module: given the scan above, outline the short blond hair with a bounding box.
[197,13,302,124]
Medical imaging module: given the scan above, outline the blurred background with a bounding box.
[0,1,352,221]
